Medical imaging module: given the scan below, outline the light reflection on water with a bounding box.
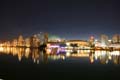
[0,47,120,64]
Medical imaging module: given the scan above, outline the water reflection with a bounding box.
[0,47,120,64]
[94,50,120,64]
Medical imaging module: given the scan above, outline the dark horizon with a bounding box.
[0,0,120,40]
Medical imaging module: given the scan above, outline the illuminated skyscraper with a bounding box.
[18,35,24,47]
[100,34,109,47]
[30,35,40,47]
[89,36,95,47]
[25,38,31,47]
[12,39,18,47]
[112,34,119,43]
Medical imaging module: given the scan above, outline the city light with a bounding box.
[0,33,120,65]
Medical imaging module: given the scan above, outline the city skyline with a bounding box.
[1,0,120,80]
[0,0,120,40]
[1,32,120,42]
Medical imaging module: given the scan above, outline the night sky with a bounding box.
[0,0,120,40]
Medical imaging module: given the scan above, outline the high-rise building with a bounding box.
[12,39,18,47]
[18,35,24,46]
[25,38,31,47]
[36,32,43,44]
[112,34,119,44]
[36,32,47,44]
[30,35,40,47]
[100,34,109,47]
[89,36,95,47]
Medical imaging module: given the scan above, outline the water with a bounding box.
[0,47,120,80]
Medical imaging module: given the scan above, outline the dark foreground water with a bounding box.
[0,47,120,80]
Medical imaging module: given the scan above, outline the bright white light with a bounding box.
[95,39,98,42]
[108,56,112,60]
[49,45,59,48]
[66,52,70,56]
[66,43,70,46]
[110,51,120,56]
[0,47,3,52]
[108,39,112,42]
